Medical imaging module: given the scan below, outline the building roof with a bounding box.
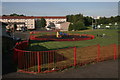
[0,16,66,19]
[60,22,70,31]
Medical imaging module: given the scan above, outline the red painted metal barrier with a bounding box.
[74,47,77,67]
[29,32,95,41]
[13,40,118,74]
[97,44,100,62]
[113,44,117,60]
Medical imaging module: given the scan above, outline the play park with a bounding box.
[13,29,119,73]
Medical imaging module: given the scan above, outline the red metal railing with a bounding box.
[29,34,95,41]
[13,41,118,73]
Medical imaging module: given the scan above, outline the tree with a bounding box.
[67,13,120,30]
[13,24,17,32]
[35,19,41,28]
[3,15,7,16]
[68,23,74,31]
[97,16,120,25]
[10,13,18,16]
[75,13,84,22]
[19,14,24,16]
[40,18,46,28]
[3,13,25,16]
[67,13,87,31]
[66,13,84,23]
[74,21,85,30]
[84,16,92,26]
[66,15,72,22]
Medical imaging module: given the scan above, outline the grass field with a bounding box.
[27,29,118,51]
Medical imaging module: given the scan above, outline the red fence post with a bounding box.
[114,44,117,60]
[18,51,20,68]
[97,44,100,62]
[74,47,77,67]
[37,52,40,73]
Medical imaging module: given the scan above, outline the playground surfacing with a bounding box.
[36,35,89,39]
[38,35,89,38]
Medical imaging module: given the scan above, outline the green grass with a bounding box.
[26,29,118,51]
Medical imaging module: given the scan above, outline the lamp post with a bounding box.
[92,18,93,30]
[91,16,94,30]
[95,19,97,29]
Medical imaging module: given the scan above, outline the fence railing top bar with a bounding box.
[14,40,75,53]
[14,47,75,53]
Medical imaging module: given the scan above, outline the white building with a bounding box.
[0,16,35,30]
[0,16,66,30]
[43,16,66,26]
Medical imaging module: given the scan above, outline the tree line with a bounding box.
[97,16,120,25]
[3,13,25,16]
[35,18,46,29]
[66,14,92,31]
[67,13,120,31]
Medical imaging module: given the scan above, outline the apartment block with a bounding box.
[0,16,66,30]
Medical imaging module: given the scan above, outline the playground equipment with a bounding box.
[56,31,61,38]
[59,32,67,35]
[56,31,68,38]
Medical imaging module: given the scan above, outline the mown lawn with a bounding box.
[26,29,118,51]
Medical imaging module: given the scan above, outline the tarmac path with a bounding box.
[2,60,119,78]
